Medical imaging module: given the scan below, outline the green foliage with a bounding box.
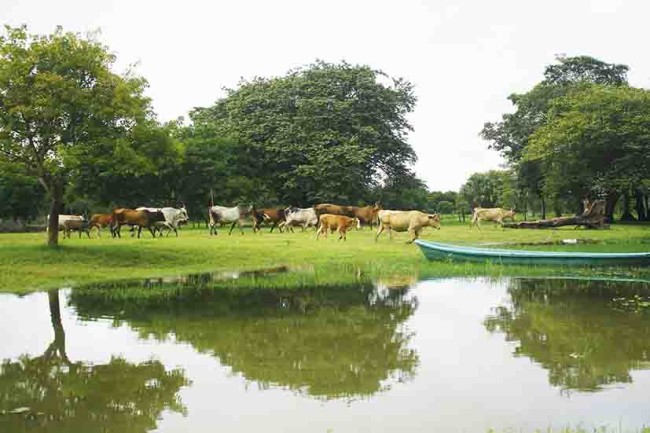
[191,60,417,205]
[459,170,518,210]
[480,55,632,217]
[526,85,650,203]
[0,25,177,243]
[0,162,46,220]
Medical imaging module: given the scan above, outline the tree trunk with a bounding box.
[540,196,546,220]
[605,190,619,223]
[620,191,636,221]
[635,189,647,221]
[46,182,63,247]
[503,200,608,229]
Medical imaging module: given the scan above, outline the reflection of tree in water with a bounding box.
[0,290,188,433]
[71,278,419,400]
[484,278,650,392]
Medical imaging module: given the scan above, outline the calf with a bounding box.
[376,210,441,243]
[89,213,112,238]
[63,219,92,239]
[470,207,516,231]
[316,214,360,241]
[47,214,84,232]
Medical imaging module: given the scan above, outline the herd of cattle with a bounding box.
[53,202,516,243]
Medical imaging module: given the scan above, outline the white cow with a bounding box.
[279,207,318,232]
[208,205,253,235]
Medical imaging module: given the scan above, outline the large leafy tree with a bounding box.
[481,56,629,218]
[525,85,650,219]
[459,170,516,211]
[0,26,166,245]
[192,60,417,206]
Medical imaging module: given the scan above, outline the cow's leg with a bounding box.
[269,221,278,233]
[228,220,237,235]
[388,226,393,240]
[316,224,325,240]
[375,223,384,241]
[85,230,91,239]
[406,227,418,244]
[239,219,245,234]
[150,227,157,238]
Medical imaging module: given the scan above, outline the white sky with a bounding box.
[2,0,649,191]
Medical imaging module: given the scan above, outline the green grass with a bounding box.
[1,220,649,293]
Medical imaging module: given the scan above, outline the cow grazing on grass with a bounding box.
[376,210,441,243]
[470,207,516,231]
[63,219,92,239]
[279,207,318,232]
[313,202,381,228]
[111,208,166,238]
[252,208,286,233]
[208,205,254,235]
[89,214,112,238]
[316,214,361,241]
[47,214,84,232]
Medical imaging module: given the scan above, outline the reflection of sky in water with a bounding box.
[1,278,649,432]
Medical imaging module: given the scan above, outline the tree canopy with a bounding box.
[0,25,179,244]
[479,55,650,220]
[190,60,417,206]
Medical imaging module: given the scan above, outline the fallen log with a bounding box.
[503,199,609,229]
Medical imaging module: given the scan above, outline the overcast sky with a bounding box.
[2,0,649,191]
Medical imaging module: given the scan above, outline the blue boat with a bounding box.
[414,240,650,266]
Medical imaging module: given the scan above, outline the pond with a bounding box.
[1,274,650,432]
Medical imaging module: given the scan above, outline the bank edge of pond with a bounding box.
[1,226,649,294]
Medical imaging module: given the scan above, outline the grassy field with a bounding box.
[1,219,649,293]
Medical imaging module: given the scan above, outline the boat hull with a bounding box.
[414,240,650,266]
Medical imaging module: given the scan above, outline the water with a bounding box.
[1,276,650,432]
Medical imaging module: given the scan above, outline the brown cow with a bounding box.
[252,208,286,233]
[89,213,113,238]
[313,202,381,228]
[111,208,165,238]
[376,210,441,243]
[316,214,360,241]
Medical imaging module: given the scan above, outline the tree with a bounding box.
[481,55,629,219]
[374,169,429,210]
[0,26,164,245]
[192,60,417,205]
[459,170,515,211]
[525,85,650,220]
[0,162,46,222]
